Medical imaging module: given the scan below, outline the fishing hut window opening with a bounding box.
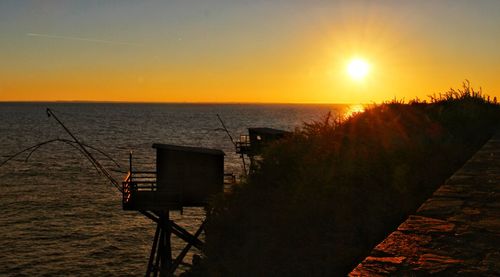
[240,135,250,144]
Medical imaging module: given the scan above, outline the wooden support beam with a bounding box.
[170,221,204,250]
[146,223,161,277]
[141,210,159,224]
[153,228,163,277]
[141,210,206,276]
[159,212,172,277]
[170,220,206,274]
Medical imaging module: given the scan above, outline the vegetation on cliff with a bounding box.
[187,83,500,276]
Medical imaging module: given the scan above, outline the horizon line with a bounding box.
[0,100,364,105]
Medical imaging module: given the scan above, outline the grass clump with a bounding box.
[187,83,500,276]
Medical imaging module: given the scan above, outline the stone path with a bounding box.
[350,132,500,276]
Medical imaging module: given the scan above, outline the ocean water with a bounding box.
[0,103,358,276]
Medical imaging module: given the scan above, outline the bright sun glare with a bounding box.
[347,58,370,81]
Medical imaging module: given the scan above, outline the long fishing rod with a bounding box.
[0,138,120,170]
[216,114,247,175]
[46,108,122,192]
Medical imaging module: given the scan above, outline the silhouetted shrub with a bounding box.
[188,84,500,276]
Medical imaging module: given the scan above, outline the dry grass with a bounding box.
[187,83,500,276]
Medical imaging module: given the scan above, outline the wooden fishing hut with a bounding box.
[236,127,289,171]
[123,143,224,277]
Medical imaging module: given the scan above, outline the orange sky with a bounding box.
[1,1,499,103]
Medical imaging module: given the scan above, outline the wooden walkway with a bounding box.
[350,131,500,276]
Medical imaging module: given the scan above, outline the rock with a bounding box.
[397,216,455,234]
[415,253,463,274]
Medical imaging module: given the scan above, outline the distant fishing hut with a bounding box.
[123,144,225,276]
[236,127,289,171]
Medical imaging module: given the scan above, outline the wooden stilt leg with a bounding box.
[159,211,172,277]
[146,223,161,277]
[153,228,163,277]
[142,209,206,276]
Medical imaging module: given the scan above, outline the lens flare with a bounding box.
[347,59,370,81]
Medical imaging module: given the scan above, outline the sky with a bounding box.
[1,0,499,104]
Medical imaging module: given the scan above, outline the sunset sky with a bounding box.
[1,1,499,103]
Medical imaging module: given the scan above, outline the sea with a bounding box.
[0,102,360,276]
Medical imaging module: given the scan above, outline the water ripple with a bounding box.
[0,102,349,276]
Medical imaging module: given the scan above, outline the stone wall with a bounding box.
[350,132,500,276]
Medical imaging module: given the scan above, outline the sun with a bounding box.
[347,58,370,81]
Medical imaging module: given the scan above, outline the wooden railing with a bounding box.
[236,135,251,154]
[122,171,157,205]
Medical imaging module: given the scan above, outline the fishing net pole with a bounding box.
[216,114,247,175]
[0,109,123,193]
[45,108,122,192]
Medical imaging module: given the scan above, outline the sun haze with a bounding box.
[1,1,500,103]
[347,59,370,81]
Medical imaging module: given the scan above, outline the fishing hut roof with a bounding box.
[248,127,290,135]
[152,143,225,156]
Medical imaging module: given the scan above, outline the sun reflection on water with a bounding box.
[344,104,365,118]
